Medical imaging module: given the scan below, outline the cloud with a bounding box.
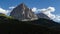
[32,7,37,12]
[9,6,15,9]
[0,6,15,16]
[32,7,60,22]
[0,8,10,15]
[32,7,56,19]
[47,7,55,12]
[40,7,55,19]
[53,15,60,22]
[32,7,41,14]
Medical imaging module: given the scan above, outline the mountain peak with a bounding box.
[20,3,25,5]
[20,3,25,7]
[17,3,27,9]
[10,3,38,21]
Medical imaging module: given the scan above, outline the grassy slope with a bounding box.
[0,14,60,34]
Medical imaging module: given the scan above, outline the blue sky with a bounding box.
[0,0,60,14]
[0,0,60,22]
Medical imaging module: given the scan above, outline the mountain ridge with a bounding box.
[36,13,50,19]
[10,3,51,21]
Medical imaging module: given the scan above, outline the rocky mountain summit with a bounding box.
[10,3,38,21]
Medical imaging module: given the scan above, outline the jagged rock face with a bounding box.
[10,3,38,21]
[37,13,50,19]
